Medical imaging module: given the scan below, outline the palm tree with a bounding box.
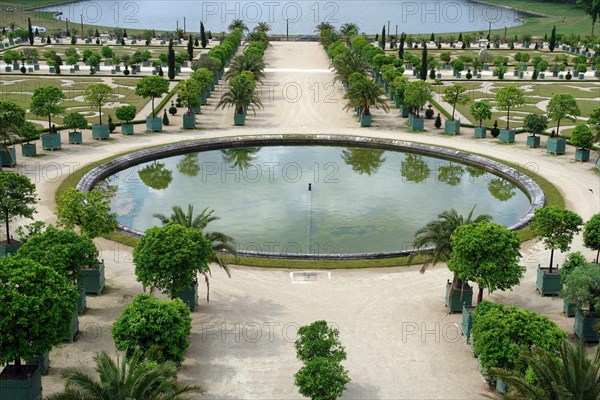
[225,52,266,81]
[46,350,202,400]
[341,148,386,175]
[339,23,360,43]
[254,22,271,33]
[154,204,236,302]
[333,51,371,83]
[343,78,390,117]
[217,77,262,116]
[221,147,261,170]
[228,19,248,32]
[315,22,336,34]
[411,207,492,273]
[491,340,600,400]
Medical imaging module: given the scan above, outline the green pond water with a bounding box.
[108,145,531,255]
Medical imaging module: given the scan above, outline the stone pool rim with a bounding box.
[76,134,545,260]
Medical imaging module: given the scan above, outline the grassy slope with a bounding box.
[55,138,564,269]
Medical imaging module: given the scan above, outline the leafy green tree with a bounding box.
[0,172,37,244]
[200,22,207,48]
[83,83,115,125]
[403,80,432,117]
[0,257,77,367]
[112,293,192,364]
[294,357,351,400]
[442,83,468,121]
[529,207,583,273]
[448,222,524,303]
[17,226,99,285]
[133,222,215,298]
[547,93,580,135]
[177,79,202,114]
[295,320,347,363]
[562,262,600,315]
[55,188,118,238]
[469,102,492,128]
[579,0,600,35]
[0,100,26,150]
[100,45,114,60]
[135,76,170,118]
[187,34,194,62]
[63,112,89,132]
[30,85,66,129]
[341,148,386,175]
[225,51,265,81]
[217,73,262,116]
[412,207,492,273]
[400,154,430,183]
[343,77,389,118]
[559,251,588,284]
[27,17,34,45]
[167,39,175,80]
[549,25,556,52]
[495,86,525,130]
[570,124,594,150]
[588,106,600,142]
[115,105,137,125]
[523,113,548,137]
[584,213,600,263]
[493,339,600,400]
[420,43,427,80]
[46,349,202,400]
[471,301,566,376]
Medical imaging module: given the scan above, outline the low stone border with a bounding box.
[77,134,545,260]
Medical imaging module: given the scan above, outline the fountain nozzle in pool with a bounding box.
[308,183,312,191]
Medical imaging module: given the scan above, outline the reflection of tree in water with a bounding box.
[341,147,386,176]
[465,166,486,179]
[138,161,173,190]
[177,153,200,177]
[488,178,516,201]
[401,154,431,183]
[437,163,465,186]
[94,175,118,198]
[221,147,261,170]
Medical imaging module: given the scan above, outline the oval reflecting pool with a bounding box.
[107,145,531,255]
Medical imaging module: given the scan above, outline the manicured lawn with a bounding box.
[0,75,151,127]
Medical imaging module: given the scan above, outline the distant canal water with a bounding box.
[39,0,524,35]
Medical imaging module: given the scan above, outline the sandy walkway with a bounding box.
[5,42,599,399]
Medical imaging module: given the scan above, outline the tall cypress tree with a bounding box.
[381,25,386,49]
[27,17,34,45]
[398,33,405,60]
[200,22,207,49]
[420,43,428,81]
[167,39,175,80]
[187,34,194,61]
[549,26,556,52]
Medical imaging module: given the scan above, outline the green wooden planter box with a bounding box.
[499,129,515,143]
[527,135,540,148]
[473,127,486,138]
[0,241,22,258]
[410,117,424,131]
[78,262,105,294]
[26,353,50,376]
[192,104,201,114]
[574,312,600,342]
[575,148,590,162]
[175,281,198,312]
[563,299,577,317]
[461,304,475,341]
[64,308,79,342]
[0,364,42,400]
[21,143,37,157]
[0,146,17,167]
[547,137,566,155]
[91,124,110,140]
[536,266,562,296]
[400,105,410,117]
[496,377,509,394]
[146,117,163,132]
[445,280,473,313]
[445,120,461,135]
[68,131,82,144]
[121,124,134,135]
[360,114,372,127]
[41,133,61,150]
[77,287,86,314]
[182,113,196,129]
[234,112,246,126]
